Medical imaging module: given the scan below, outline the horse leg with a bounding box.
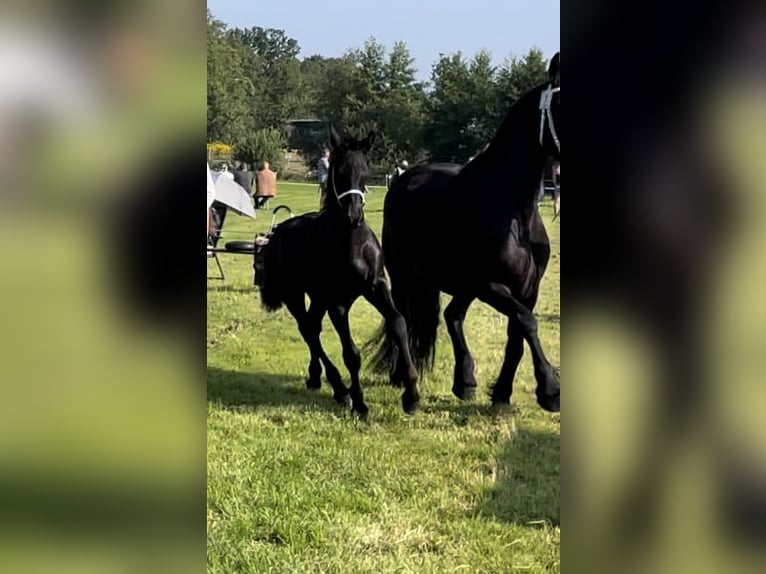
[327,303,368,417]
[491,291,540,404]
[305,300,349,404]
[490,319,524,405]
[444,295,478,401]
[478,282,559,412]
[364,278,420,415]
[297,300,323,391]
[285,297,350,406]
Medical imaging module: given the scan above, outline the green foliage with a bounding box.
[494,47,549,126]
[425,51,500,163]
[207,11,554,166]
[234,128,286,171]
[207,11,254,145]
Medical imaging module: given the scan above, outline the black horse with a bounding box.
[254,126,420,417]
[369,52,561,413]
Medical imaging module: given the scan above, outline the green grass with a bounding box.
[207,182,560,573]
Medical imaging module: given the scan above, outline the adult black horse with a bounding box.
[255,126,420,417]
[369,52,560,413]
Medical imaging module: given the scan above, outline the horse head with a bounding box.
[327,125,375,229]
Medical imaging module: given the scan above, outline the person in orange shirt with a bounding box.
[254,161,277,209]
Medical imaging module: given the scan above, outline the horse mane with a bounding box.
[486,83,546,154]
[456,83,550,210]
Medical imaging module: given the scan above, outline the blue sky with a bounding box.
[207,0,560,80]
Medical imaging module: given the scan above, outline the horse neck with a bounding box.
[480,88,548,210]
[320,199,359,236]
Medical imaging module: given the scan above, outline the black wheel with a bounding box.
[224,241,256,253]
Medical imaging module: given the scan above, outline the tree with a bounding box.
[206,12,550,175]
[493,47,549,126]
[228,26,305,131]
[376,42,427,164]
[424,51,497,162]
[234,128,287,171]
[311,39,427,167]
[206,11,254,145]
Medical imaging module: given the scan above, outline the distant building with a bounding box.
[285,119,327,154]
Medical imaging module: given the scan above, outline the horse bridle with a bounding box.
[539,84,560,153]
[329,164,366,205]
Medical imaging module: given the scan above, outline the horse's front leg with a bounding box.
[327,301,367,417]
[364,278,420,414]
[491,292,539,406]
[477,282,559,412]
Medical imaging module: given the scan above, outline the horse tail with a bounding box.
[367,276,441,376]
[404,280,441,372]
[258,237,284,312]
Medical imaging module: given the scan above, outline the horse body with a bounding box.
[261,214,383,309]
[371,52,561,412]
[256,127,420,416]
[384,162,550,296]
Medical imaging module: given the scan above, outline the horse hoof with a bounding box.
[401,394,420,415]
[305,378,321,391]
[353,403,370,420]
[452,384,477,402]
[536,390,560,413]
[490,394,511,406]
[490,401,514,416]
[334,392,352,407]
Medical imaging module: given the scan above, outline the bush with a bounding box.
[207,142,233,158]
[234,128,286,171]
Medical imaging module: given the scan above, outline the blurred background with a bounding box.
[567,1,766,573]
[0,2,205,573]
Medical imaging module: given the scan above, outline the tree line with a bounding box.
[207,10,550,171]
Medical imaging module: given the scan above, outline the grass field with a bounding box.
[207,182,560,573]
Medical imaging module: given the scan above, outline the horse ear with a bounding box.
[362,131,376,153]
[548,52,560,86]
[329,124,343,150]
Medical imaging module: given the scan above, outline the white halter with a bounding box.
[330,166,366,204]
[538,84,560,153]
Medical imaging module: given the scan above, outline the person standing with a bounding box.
[553,163,561,216]
[233,161,253,196]
[317,148,330,209]
[388,159,408,189]
[254,161,277,209]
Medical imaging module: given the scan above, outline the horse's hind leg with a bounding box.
[327,303,368,417]
[285,297,350,405]
[444,295,478,401]
[302,300,324,391]
[491,320,524,405]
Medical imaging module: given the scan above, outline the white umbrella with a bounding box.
[211,171,256,219]
[206,162,216,209]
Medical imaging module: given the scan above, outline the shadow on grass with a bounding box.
[207,284,257,295]
[473,426,560,527]
[207,366,344,413]
[538,313,560,324]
